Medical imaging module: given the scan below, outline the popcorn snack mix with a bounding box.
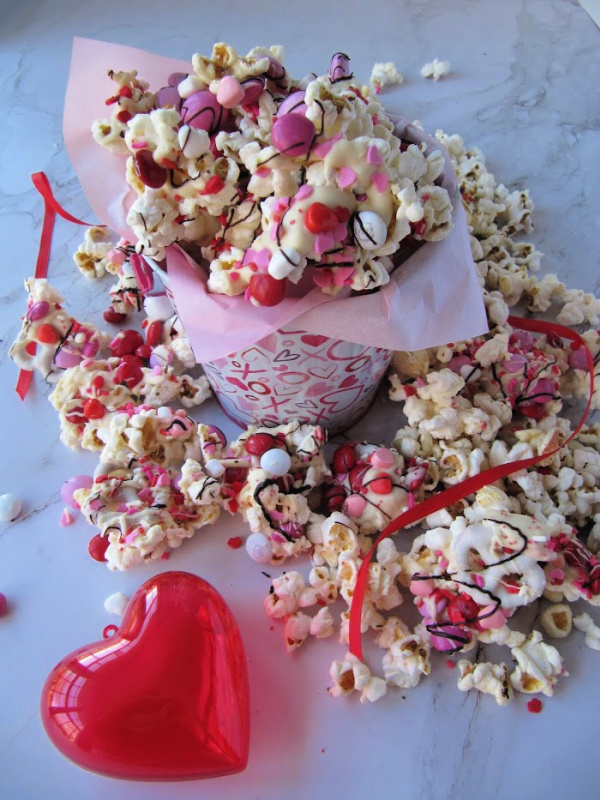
[93,45,453,306]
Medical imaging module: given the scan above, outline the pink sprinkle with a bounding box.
[473,574,485,587]
[338,166,357,188]
[269,224,278,240]
[549,568,564,582]
[296,184,314,200]
[312,133,343,158]
[372,114,379,125]
[124,530,138,545]
[255,167,270,178]
[446,659,455,669]
[152,365,162,375]
[59,508,74,527]
[416,377,426,387]
[375,86,381,94]
[89,499,103,512]
[230,271,239,281]
[315,233,335,255]
[371,171,389,192]
[161,552,170,560]
[408,492,415,509]
[131,141,148,150]
[116,502,128,513]
[367,145,382,165]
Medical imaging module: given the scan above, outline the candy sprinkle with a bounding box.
[527,698,543,714]
[228,536,243,549]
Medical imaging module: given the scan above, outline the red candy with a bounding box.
[304,202,339,234]
[323,484,346,512]
[0,592,8,617]
[110,329,144,357]
[447,593,481,624]
[248,273,286,306]
[88,534,109,562]
[227,537,243,549]
[83,399,106,420]
[245,433,277,456]
[135,344,152,360]
[527,698,543,714]
[224,467,249,484]
[114,362,143,388]
[36,324,59,345]
[369,475,393,495]
[145,320,164,347]
[349,466,368,493]
[332,444,356,474]
[103,308,127,324]
[133,150,168,189]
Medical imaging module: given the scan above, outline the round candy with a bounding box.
[36,324,59,345]
[241,76,265,105]
[155,85,181,109]
[271,114,316,157]
[409,578,435,597]
[181,90,229,135]
[353,211,388,250]
[371,447,395,469]
[114,362,143,389]
[344,493,367,517]
[110,329,144,358]
[277,90,307,116]
[369,476,393,495]
[268,248,306,280]
[26,301,50,321]
[88,534,109,562]
[568,348,589,371]
[103,308,127,324]
[54,348,82,369]
[0,493,21,522]
[207,425,227,447]
[82,340,99,358]
[248,273,286,307]
[143,293,174,322]
[245,532,272,563]
[304,202,338,234]
[61,475,94,510]
[245,433,277,456]
[260,448,292,477]
[216,76,245,109]
[324,484,346,512]
[329,52,351,82]
[133,151,168,189]
[332,444,356,474]
[478,604,506,630]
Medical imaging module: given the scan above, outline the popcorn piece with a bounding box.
[573,612,600,651]
[10,279,108,382]
[329,652,387,703]
[309,607,335,639]
[540,604,572,639]
[370,62,404,93]
[284,611,312,652]
[382,633,431,689]
[73,227,122,278]
[510,631,565,696]
[421,59,451,81]
[457,661,513,706]
[264,572,317,619]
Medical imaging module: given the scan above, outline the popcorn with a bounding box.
[73,227,122,278]
[573,613,600,651]
[382,633,431,689]
[509,631,565,696]
[421,59,451,81]
[329,652,387,703]
[457,661,513,706]
[540,604,572,638]
[370,62,404,93]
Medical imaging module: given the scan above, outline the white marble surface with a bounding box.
[1,1,599,798]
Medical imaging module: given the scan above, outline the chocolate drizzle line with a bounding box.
[253,478,310,541]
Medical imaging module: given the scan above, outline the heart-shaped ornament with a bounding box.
[41,571,250,781]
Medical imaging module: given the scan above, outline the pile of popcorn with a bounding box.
[10,52,600,710]
[91,45,453,306]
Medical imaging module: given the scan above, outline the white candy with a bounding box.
[143,293,174,321]
[104,592,129,616]
[243,532,271,563]
[267,248,306,280]
[353,211,387,250]
[178,125,210,159]
[0,493,21,522]
[156,406,172,419]
[177,75,204,99]
[260,448,292,477]
[205,459,225,478]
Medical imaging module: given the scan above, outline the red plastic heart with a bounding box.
[41,571,250,781]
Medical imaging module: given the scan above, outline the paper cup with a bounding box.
[202,328,392,434]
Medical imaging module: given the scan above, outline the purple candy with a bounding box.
[529,377,555,403]
[61,474,94,510]
[430,626,469,652]
[503,354,528,373]
[168,72,188,88]
[180,90,229,135]
[271,113,316,157]
[54,348,82,369]
[207,425,227,447]
[511,330,535,349]
[277,90,307,117]
[329,52,351,82]
[155,85,181,109]
[26,301,50,321]
[266,56,287,84]
[447,354,473,374]
[568,349,589,371]
[82,340,99,358]
[241,76,265,105]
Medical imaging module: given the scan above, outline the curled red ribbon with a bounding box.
[16,173,105,400]
[348,315,595,662]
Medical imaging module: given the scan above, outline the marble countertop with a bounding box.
[1,2,599,798]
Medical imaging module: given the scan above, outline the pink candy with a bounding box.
[181,90,229,135]
[277,91,307,116]
[344,493,367,517]
[410,578,435,597]
[370,447,395,469]
[54,348,82,369]
[61,475,94,510]
[568,348,589,371]
[271,114,316,157]
[241,76,265,105]
[26,301,50,321]
[478,604,506,630]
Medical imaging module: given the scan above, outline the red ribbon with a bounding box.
[16,173,105,400]
[348,315,595,662]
